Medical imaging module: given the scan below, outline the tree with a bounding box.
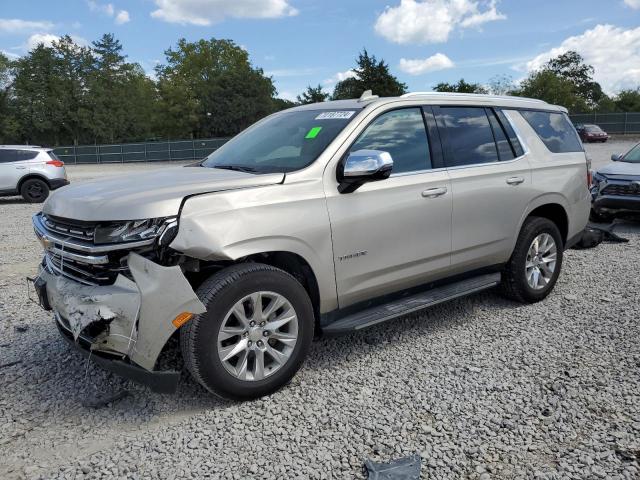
[0,52,18,143]
[297,84,329,104]
[546,51,604,108]
[514,69,588,112]
[487,74,515,95]
[614,88,640,112]
[332,49,407,100]
[433,78,488,94]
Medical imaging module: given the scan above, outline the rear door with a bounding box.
[434,106,533,271]
[0,150,23,191]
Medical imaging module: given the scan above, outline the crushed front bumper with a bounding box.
[35,252,205,393]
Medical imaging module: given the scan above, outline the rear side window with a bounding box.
[487,110,515,161]
[350,108,431,174]
[520,111,583,153]
[435,107,499,167]
[14,150,38,161]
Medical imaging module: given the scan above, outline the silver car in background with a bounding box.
[0,146,69,203]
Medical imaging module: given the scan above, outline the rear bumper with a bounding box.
[49,178,70,190]
[55,315,180,393]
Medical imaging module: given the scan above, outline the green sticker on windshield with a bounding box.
[305,126,322,139]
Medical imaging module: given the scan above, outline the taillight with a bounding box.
[46,160,64,167]
[587,169,593,187]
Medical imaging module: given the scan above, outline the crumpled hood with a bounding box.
[598,161,640,178]
[43,166,284,221]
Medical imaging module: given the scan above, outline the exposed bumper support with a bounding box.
[38,252,206,389]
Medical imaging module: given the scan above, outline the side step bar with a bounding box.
[323,273,501,336]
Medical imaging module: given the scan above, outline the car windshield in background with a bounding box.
[585,125,603,133]
[622,144,640,163]
[202,109,360,173]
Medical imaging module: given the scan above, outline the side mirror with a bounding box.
[611,153,623,162]
[337,149,393,194]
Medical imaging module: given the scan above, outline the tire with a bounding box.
[20,178,49,203]
[500,216,563,304]
[589,209,614,223]
[180,263,314,400]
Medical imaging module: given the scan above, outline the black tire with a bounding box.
[500,216,563,304]
[180,263,314,400]
[20,178,49,203]
[589,208,614,223]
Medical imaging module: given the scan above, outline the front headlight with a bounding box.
[94,217,175,245]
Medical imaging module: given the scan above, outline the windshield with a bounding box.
[202,109,360,173]
[622,144,640,163]
[585,125,603,133]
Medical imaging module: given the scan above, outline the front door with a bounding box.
[325,107,452,308]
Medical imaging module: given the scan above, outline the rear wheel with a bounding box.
[501,217,563,303]
[180,263,314,400]
[20,178,49,203]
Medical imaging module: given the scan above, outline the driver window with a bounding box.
[350,108,432,174]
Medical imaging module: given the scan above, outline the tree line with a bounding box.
[1,33,639,147]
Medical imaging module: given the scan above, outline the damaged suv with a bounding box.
[32,92,590,399]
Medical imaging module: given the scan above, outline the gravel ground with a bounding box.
[1,140,639,479]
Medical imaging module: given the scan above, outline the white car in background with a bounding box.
[0,146,69,203]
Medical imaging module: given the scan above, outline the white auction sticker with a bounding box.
[315,111,356,120]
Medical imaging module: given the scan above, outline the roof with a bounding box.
[290,92,566,113]
[0,145,48,150]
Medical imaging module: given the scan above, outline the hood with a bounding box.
[43,166,285,221]
[597,161,640,178]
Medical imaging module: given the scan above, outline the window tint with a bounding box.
[487,110,515,161]
[0,149,16,163]
[520,111,583,153]
[15,150,38,161]
[350,108,431,174]
[436,107,499,167]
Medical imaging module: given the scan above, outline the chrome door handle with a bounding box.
[506,176,525,185]
[422,187,447,198]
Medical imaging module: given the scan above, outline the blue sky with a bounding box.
[1,0,639,100]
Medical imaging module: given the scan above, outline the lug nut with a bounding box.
[247,340,252,347]
[263,330,270,337]
[257,340,263,347]
[243,332,248,338]
[249,321,256,327]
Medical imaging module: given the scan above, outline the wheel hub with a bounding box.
[525,233,557,290]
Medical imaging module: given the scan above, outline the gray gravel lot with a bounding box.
[1,140,639,479]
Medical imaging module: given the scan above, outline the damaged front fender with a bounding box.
[44,252,205,372]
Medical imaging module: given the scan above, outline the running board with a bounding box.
[323,273,501,336]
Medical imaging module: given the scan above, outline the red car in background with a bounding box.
[576,124,609,143]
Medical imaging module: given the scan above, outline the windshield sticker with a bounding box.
[305,127,322,139]
[315,111,355,120]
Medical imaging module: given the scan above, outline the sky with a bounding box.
[1,0,640,101]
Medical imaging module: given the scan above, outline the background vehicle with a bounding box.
[0,146,68,202]
[590,142,640,222]
[576,124,609,143]
[32,93,590,400]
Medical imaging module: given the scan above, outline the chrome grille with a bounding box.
[45,252,123,286]
[42,214,95,242]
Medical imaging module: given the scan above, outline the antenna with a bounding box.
[358,90,379,102]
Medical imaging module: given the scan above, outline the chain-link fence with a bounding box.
[53,138,230,164]
[569,112,640,134]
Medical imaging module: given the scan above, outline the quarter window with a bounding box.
[487,110,515,161]
[350,108,431,174]
[436,107,500,167]
[520,111,583,153]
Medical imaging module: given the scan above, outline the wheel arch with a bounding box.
[517,194,570,247]
[17,173,51,192]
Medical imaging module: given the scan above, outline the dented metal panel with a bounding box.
[43,252,205,372]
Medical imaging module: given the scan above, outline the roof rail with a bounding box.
[400,91,548,104]
[358,90,379,102]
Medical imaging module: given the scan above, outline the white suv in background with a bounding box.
[0,146,69,203]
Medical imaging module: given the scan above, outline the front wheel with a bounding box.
[500,217,563,303]
[20,178,49,203]
[180,263,314,400]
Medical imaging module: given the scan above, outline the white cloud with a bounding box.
[323,69,358,85]
[87,1,115,16]
[0,18,54,34]
[624,0,640,9]
[374,0,506,45]
[525,24,640,94]
[151,0,298,25]
[265,67,319,77]
[399,53,455,75]
[115,10,130,24]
